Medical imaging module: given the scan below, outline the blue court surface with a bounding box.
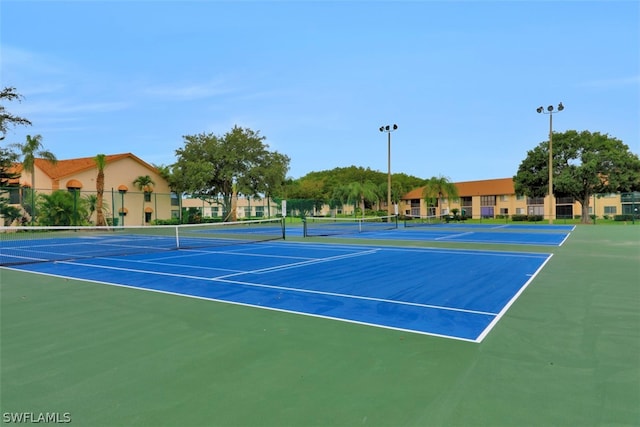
[297,222,574,246]
[6,241,553,342]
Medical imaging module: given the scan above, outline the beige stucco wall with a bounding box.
[20,156,174,226]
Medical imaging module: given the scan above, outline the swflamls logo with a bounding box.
[2,412,71,423]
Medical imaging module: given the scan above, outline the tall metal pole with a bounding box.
[387,131,392,217]
[380,124,398,217]
[548,113,554,225]
[537,103,564,225]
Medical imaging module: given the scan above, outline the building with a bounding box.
[3,153,174,226]
[181,196,282,220]
[399,177,638,221]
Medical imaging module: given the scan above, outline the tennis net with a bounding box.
[0,218,285,266]
[403,214,444,227]
[303,215,398,237]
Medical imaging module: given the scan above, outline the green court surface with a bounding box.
[1,225,639,426]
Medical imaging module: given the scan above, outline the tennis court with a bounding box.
[2,224,552,341]
[301,216,573,246]
[2,221,638,426]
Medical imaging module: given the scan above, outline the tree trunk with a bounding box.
[230,187,238,222]
[96,171,106,226]
[580,197,592,224]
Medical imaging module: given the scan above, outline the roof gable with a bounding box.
[33,153,158,179]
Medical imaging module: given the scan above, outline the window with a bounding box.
[604,206,616,215]
[516,195,525,201]
[516,208,524,214]
[9,187,20,204]
[556,196,574,204]
[556,205,573,219]
[480,196,496,206]
[144,192,151,202]
[500,195,508,202]
[500,208,509,215]
[528,206,544,216]
[527,197,544,205]
[481,206,494,218]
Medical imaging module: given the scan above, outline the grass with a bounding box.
[1,224,639,426]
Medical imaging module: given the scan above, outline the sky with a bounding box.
[1,0,638,183]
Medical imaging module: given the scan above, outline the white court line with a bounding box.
[1,265,479,343]
[213,276,497,317]
[214,248,380,279]
[30,247,498,318]
[559,232,571,246]
[475,253,554,343]
[435,231,474,241]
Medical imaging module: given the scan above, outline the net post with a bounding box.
[175,225,180,249]
[302,218,307,237]
[281,216,286,240]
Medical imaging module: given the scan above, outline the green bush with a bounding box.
[511,214,527,222]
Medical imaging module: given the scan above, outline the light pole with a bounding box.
[379,124,398,217]
[537,103,564,224]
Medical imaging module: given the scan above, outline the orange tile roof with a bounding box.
[402,177,515,199]
[455,178,515,196]
[33,153,158,179]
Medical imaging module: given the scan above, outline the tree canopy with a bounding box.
[0,87,32,141]
[170,126,290,221]
[422,175,459,216]
[514,130,640,223]
[284,166,426,208]
[1,87,33,224]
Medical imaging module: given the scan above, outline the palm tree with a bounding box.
[38,190,88,226]
[94,154,107,226]
[346,181,379,217]
[422,175,459,218]
[133,175,155,193]
[133,175,156,224]
[12,134,57,224]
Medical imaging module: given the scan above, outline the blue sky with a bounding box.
[2,0,638,182]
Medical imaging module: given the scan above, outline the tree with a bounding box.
[94,154,108,226]
[343,181,380,217]
[11,134,57,224]
[0,87,32,224]
[172,126,290,222]
[38,190,88,226]
[422,176,459,217]
[12,134,57,190]
[133,174,156,224]
[0,87,32,141]
[0,147,21,225]
[514,130,640,224]
[133,174,155,193]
